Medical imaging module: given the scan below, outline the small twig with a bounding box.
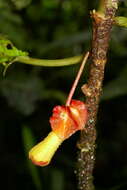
[66,52,89,106]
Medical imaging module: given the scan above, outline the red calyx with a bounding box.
[49,99,88,140]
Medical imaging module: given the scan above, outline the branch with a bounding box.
[77,1,119,190]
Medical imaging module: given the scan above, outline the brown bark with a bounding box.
[77,6,118,190]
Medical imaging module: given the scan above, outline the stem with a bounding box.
[15,55,82,67]
[77,1,119,190]
[66,52,89,106]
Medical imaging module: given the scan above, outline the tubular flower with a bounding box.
[29,100,87,166]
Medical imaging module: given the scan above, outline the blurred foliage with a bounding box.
[11,0,32,10]
[22,125,42,190]
[0,72,43,115]
[0,0,127,190]
[102,65,127,100]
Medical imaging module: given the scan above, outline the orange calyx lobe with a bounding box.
[50,99,87,140]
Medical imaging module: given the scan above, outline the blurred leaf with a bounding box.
[40,30,90,55]
[42,0,58,9]
[0,8,22,24]
[22,125,36,154]
[42,89,66,104]
[0,3,27,48]
[102,65,127,100]
[0,0,9,8]
[50,168,64,190]
[11,0,32,9]
[0,73,44,115]
[109,182,127,190]
[125,0,127,7]
[111,27,127,56]
[22,125,42,190]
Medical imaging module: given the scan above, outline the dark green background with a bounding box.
[0,0,127,190]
